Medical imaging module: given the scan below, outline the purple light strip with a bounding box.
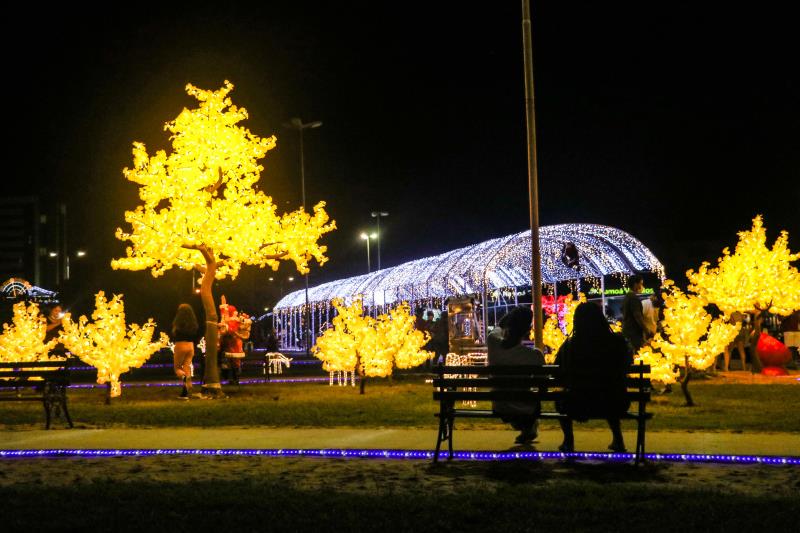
[0,449,797,466]
[68,360,322,371]
[67,376,333,389]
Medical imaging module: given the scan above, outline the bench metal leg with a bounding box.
[447,415,455,461]
[635,417,646,465]
[60,387,74,428]
[434,414,447,463]
[43,397,52,430]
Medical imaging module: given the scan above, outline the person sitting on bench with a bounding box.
[554,302,632,453]
[487,306,545,446]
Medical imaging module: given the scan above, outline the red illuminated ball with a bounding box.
[755,332,792,368]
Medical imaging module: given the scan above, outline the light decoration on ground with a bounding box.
[650,281,740,406]
[59,292,169,399]
[0,302,60,363]
[0,449,796,466]
[276,224,664,311]
[313,299,431,391]
[687,216,800,316]
[110,81,335,394]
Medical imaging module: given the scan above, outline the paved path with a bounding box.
[2,427,798,456]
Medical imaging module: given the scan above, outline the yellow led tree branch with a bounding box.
[0,302,60,363]
[60,292,169,399]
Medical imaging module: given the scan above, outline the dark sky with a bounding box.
[5,2,799,325]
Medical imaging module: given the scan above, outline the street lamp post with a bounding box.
[284,118,322,356]
[360,232,377,273]
[370,211,388,271]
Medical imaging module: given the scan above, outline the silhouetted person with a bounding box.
[487,306,545,446]
[555,302,632,453]
[172,303,200,399]
[622,274,647,352]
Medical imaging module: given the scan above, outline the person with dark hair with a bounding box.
[172,303,200,399]
[622,274,647,352]
[43,304,66,355]
[487,306,545,446]
[555,302,632,452]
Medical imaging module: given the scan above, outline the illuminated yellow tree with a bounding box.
[60,292,169,402]
[633,344,677,387]
[313,299,431,394]
[651,282,740,406]
[0,302,60,363]
[540,293,585,362]
[687,216,800,316]
[687,216,800,371]
[111,82,335,396]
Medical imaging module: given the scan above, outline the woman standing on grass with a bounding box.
[555,302,632,453]
[172,303,200,400]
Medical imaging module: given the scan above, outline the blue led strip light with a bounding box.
[68,360,322,371]
[67,376,334,389]
[0,449,797,466]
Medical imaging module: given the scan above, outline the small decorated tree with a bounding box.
[651,282,740,406]
[313,299,431,394]
[633,344,678,387]
[687,216,800,370]
[0,301,59,362]
[111,81,335,396]
[540,293,585,363]
[60,292,169,402]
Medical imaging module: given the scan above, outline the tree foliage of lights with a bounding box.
[650,281,740,405]
[111,81,335,393]
[539,293,586,363]
[60,292,169,398]
[633,344,677,386]
[313,299,431,391]
[687,215,800,316]
[0,302,59,362]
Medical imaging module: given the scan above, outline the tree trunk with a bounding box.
[359,374,366,395]
[199,248,223,397]
[749,311,763,373]
[681,355,694,406]
[105,381,112,405]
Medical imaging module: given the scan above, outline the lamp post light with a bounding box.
[283,117,323,356]
[360,232,377,273]
[370,211,388,271]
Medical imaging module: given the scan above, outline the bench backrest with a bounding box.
[432,363,651,397]
[0,360,70,388]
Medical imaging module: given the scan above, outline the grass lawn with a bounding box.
[2,376,799,432]
[1,455,797,532]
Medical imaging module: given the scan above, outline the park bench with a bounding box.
[0,360,74,429]
[432,362,652,464]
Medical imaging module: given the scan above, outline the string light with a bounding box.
[276,223,663,312]
[59,292,169,397]
[0,449,796,466]
[539,293,586,362]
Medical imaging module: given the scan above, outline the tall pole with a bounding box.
[366,238,371,273]
[371,211,388,271]
[522,0,543,350]
[285,118,322,356]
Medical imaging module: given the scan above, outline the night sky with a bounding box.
[5,2,798,327]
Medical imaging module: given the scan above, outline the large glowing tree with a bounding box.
[60,292,169,402]
[0,302,59,362]
[651,282,740,406]
[687,216,800,372]
[112,82,335,395]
